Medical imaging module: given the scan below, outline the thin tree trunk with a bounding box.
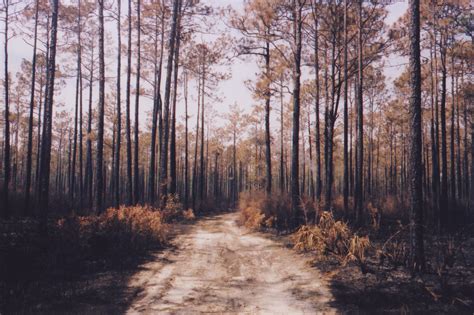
[291,0,303,225]
[355,0,364,224]
[25,0,39,214]
[85,49,94,211]
[408,0,425,272]
[170,7,182,195]
[192,76,201,210]
[125,0,133,205]
[38,0,59,229]
[439,32,448,224]
[114,0,121,208]
[343,0,349,215]
[264,40,272,194]
[95,0,106,213]
[148,6,164,205]
[450,53,455,201]
[199,60,206,203]
[160,0,180,207]
[2,0,10,218]
[133,0,141,205]
[280,78,285,193]
[184,71,189,209]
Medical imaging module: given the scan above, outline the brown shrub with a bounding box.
[0,206,170,312]
[183,209,196,221]
[162,194,184,222]
[238,192,266,230]
[378,223,409,267]
[367,202,381,231]
[292,211,370,272]
[97,206,168,253]
[237,191,293,231]
[0,206,170,281]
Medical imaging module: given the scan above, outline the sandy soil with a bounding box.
[126,213,336,314]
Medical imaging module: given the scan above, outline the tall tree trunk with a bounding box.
[85,50,94,211]
[95,0,106,213]
[429,38,440,226]
[291,0,303,225]
[125,0,133,205]
[313,11,321,201]
[308,108,314,199]
[280,77,285,193]
[199,61,206,203]
[439,32,448,225]
[264,40,272,194]
[449,53,455,201]
[160,0,180,207]
[325,20,337,211]
[35,64,44,195]
[455,74,461,201]
[148,7,164,205]
[343,0,349,215]
[184,71,189,209]
[192,76,201,211]
[355,0,364,224]
[78,5,84,212]
[133,0,141,205]
[2,0,10,219]
[25,0,39,214]
[70,0,83,208]
[170,7,182,195]
[38,0,59,228]
[114,0,121,208]
[408,0,425,272]
[461,60,469,202]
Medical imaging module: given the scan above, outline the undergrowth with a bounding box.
[237,191,295,231]
[0,205,178,311]
[292,211,371,273]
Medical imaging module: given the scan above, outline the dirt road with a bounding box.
[126,213,336,314]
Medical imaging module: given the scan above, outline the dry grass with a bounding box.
[0,206,170,283]
[162,194,185,222]
[237,191,294,231]
[0,206,172,312]
[237,192,266,230]
[292,211,370,272]
[183,209,196,221]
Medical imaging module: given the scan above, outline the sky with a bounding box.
[3,0,409,132]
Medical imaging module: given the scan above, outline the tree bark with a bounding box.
[148,5,165,205]
[114,0,121,208]
[170,6,182,195]
[25,0,39,214]
[38,0,59,228]
[439,32,448,223]
[184,71,189,209]
[264,40,272,195]
[95,0,106,213]
[125,0,133,205]
[133,0,141,205]
[408,0,425,272]
[291,0,303,225]
[160,0,180,207]
[343,0,349,215]
[354,0,364,225]
[2,0,10,219]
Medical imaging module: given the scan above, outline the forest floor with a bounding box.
[3,211,472,313]
[126,212,336,314]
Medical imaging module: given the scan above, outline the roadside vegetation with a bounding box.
[238,193,474,313]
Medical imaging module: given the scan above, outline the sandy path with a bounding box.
[126,213,336,314]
